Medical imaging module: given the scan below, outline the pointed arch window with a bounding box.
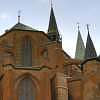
[22,36,32,67]
[17,78,36,100]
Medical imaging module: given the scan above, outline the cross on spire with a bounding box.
[18,10,21,23]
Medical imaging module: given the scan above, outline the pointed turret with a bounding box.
[84,25,97,59]
[48,5,61,42]
[75,24,85,60]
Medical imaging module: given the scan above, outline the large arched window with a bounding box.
[22,36,32,67]
[17,78,36,100]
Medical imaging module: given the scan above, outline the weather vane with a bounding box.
[18,10,21,23]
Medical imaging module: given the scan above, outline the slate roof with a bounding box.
[81,56,100,70]
[9,23,39,32]
[84,33,97,59]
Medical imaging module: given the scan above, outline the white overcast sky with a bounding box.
[0,0,100,58]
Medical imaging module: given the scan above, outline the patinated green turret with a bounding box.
[75,25,85,60]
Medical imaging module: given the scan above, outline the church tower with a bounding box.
[75,24,85,60]
[84,25,97,59]
[47,5,62,43]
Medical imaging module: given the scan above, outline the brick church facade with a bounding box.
[0,6,100,100]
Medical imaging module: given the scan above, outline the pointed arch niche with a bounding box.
[17,77,36,100]
[21,35,32,67]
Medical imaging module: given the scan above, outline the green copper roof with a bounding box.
[9,23,39,31]
[75,30,85,60]
[85,33,97,59]
[48,7,59,34]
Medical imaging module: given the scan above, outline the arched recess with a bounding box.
[21,36,32,67]
[17,76,37,100]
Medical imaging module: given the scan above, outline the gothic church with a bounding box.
[0,5,100,100]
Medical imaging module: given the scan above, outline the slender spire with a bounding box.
[75,23,85,60]
[18,10,21,23]
[85,24,97,59]
[47,3,61,42]
[48,4,59,34]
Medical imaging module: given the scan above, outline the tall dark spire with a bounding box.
[75,23,85,60]
[48,4,59,34]
[85,24,97,59]
[48,4,61,42]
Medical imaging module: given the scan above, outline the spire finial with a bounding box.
[18,10,21,23]
[87,24,90,34]
[77,22,80,32]
[51,0,53,8]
